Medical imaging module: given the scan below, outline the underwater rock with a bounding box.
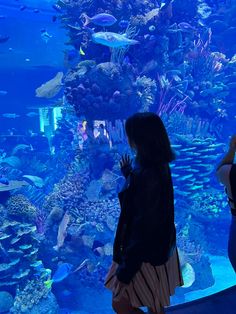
[35,72,64,99]
[0,291,14,313]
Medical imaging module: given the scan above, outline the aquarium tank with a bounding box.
[0,0,235,313]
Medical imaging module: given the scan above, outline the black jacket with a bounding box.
[113,162,176,284]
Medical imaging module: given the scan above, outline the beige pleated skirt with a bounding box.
[105,248,184,313]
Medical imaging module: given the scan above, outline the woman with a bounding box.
[217,135,236,272]
[105,113,183,314]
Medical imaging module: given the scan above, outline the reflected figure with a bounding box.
[217,135,236,272]
[105,113,183,314]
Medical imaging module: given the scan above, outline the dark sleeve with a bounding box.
[116,170,161,284]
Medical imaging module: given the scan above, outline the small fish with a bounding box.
[118,20,129,29]
[180,147,196,152]
[41,29,53,43]
[34,9,40,13]
[26,112,38,118]
[52,16,57,23]
[0,90,8,96]
[9,258,20,266]
[92,31,139,48]
[67,24,81,31]
[149,25,156,32]
[141,60,158,74]
[52,4,62,13]
[0,233,11,240]
[20,6,27,11]
[44,263,73,289]
[178,22,196,33]
[31,260,44,271]
[19,244,32,250]
[81,13,117,27]
[0,16,6,19]
[0,177,9,185]
[38,268,52,279]
[2,113,20,119]
[0,35,9,44]
[79,46,85,56]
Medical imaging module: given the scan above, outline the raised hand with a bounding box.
[120,154,132,178]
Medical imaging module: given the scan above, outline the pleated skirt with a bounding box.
[105,248,184,313]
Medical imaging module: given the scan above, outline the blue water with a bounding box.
[0,0,236,313]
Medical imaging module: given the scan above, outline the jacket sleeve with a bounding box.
[116,170,161,284]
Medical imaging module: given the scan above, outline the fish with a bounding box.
[92,32,139,48]
[19,244,32,250]
[178,22,197,33]
[53,212,70,251]
[180,147,196,152]
[118,20,129,29]
[0,90,8,96]
[67,24,81,31]
[41,29,53,43]
[2,113,20,119]
[181,263,195,288]
[52,16,57,23]
[26,112,38,118]
[13,269,30,279]
[178,174,194,180]
[20,5,27,11]
[0,35,9,43]
[141,60,159,74]
[22,175,44,188]
[0,177,9,185]
[44,263,73,288]
[79,46,85,56]
[30,260,44,270]
[52,4,62,13]
[9,258,20,266]
[149,25,156,32]
[0,243,8,257]
[38,268,52,279]
[35,72,64,98]
[0,233,11,240]
[81,13,117,27]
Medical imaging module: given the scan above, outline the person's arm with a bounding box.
[217,135,236,171]
[120,154,133,178]
[116,170,161,284]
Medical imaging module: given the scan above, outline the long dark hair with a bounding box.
[125,112,175,165]
[230,165,236,204]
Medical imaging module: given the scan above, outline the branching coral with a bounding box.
[135,76,157,112]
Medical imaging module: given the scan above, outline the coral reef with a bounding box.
[10,279,58,314]
[0,220,39,292]
[64,61,140,120]
[6,194,37,223]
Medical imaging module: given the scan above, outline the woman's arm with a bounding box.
[217,135,236,171]
[116,170,161,284]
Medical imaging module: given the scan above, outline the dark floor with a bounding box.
[166,285,236,314]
